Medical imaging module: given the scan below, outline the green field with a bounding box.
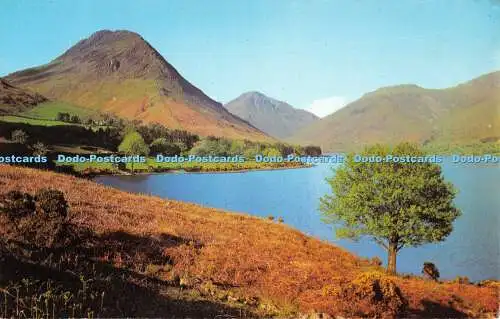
[21,101,96,120]
[0,115,72,126]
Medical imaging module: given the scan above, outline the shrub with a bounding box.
[451,276,470,285]
[478,279,500,289]
[112,162,127,171]
[0,190,36,220]
[31,141,49,156]
[370,256,383,267]
[11,129,29,144]
[70,115,81,124]
[0,189,70,248]
[339,271,407,317]
[422,262,440,281]
[150,138,181,156]
[35,189,68,219]
[243,145,261,159]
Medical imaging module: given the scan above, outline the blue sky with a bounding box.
[1,0,498,117]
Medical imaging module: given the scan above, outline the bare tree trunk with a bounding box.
[387,242,397,274]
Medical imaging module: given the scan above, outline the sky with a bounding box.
[0,0,499,117]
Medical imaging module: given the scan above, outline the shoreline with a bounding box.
[88,162,314,178]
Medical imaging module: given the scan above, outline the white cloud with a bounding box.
[304,96,349,118]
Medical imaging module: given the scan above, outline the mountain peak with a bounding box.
[238,91,278,105]
[5,30,269,141]
[56,29,161,74]
[225,92,318,139]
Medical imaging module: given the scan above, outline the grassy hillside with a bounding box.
[0,115,72,127]
[21,101,97,120]
[0,165,497,317]
[0,78,48,115]
[290,71,500,152]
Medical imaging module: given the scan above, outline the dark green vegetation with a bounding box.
[224,91,319,139]
[290,71,500,153]
[0,113,321,175]
[320,143,461,274]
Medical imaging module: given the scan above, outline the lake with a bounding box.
[94,160,499,281]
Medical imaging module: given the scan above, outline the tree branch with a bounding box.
[373,237,388,249]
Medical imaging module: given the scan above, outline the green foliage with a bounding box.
[229,140,245,156]
[263,147,282,157]
[56,112,71,122]
[243,145,261,159]
[70,115,81,123]
[118,131,149,156]
[22,101,95,120]
[11,129,28,144]
[136,122,199,148]
[189,137,230,156]
[0,115,71,127]
[320,142,461,273]
[149,138,181,156]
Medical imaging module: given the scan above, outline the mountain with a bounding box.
[0,78,48,114]
[4,30,269,141]
[224,91,318,139]
[289,71,500,151]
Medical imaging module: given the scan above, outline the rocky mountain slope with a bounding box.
[225,91,318,139]
[5,30,269,141]
[0,78,48,114]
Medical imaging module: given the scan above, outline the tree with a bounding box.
[243,145,261,159]
[229,140,245,156]
[263,147,282,157]
[70,115,81,124]
[189,138,230,156]
[320,142,460,274]
[422,262,440,281]
[118,131,149,172]
[11,129,28,144]
[32,142,49,156]
[150,137,181,156]
[56,112,71,122]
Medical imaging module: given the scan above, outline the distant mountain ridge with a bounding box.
[5,30,269,141]
[289,71,500,151]
[225,91,318,139]
[0,78,48,114]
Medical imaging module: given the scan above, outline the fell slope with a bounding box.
[5,30,269,141]
[290,71,500,151]
[0,78,48,114]
[225,92,318,139]
[0,165,497,317]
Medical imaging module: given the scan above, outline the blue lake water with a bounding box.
[94,160,499,281]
